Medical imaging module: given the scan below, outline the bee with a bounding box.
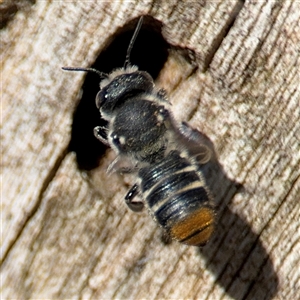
[63,16,215,246]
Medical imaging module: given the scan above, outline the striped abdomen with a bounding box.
[139,150,215,246]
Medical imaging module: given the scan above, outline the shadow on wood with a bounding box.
[199,157,279,299]
[68,16,279,299]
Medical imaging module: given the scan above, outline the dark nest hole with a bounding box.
[68,16,169,170]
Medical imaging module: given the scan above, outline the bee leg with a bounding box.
[156,88,170,104]
[125,184,144,212]
[94,126,110,146]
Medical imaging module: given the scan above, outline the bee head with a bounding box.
[95,68,154,119]
[62,16,150,120]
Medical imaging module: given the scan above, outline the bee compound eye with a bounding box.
[95,90,110,109]
[95,91,102,109]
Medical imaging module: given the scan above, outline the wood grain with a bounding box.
[1,1,299,299]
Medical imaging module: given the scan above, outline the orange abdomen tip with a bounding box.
[170,206,215,246]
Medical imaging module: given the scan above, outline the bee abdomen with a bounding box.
[139,151,190,191]
[139,150,215,246]
[168,205,215,246]
[156,187,214,246]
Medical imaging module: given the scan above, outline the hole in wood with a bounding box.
[69,16,169,170]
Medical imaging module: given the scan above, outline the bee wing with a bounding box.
[178,122,216,164]
[106,155,138,175]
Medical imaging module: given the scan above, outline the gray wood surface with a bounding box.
[1,1,299,299]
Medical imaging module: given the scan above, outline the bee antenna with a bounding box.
[123,16,144,69]
[62,67,108,79]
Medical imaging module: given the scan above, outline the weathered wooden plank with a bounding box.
[1,1,299,299]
